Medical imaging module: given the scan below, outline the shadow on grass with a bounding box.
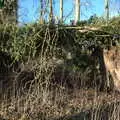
[54,101,120,120]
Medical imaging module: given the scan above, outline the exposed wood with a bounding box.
[103,46,120,92]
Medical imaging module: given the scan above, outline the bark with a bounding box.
[49,0,53,23]
[40,0,44,24]
[104,0,109,23]
[60,0,63,23]
[75,0,80,24]
[103,46,120,92]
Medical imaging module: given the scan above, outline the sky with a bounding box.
[18,0,119,24]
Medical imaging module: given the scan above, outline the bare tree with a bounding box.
[40,0,44,24]
[104,0,109,23]
[60,0,63,23]
[49,0,53,23]
[75,0,80,24]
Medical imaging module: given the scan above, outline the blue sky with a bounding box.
[18,0,119,24]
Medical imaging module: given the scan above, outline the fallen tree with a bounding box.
[103,46,120,92]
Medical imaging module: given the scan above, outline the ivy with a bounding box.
[0,0,4,9]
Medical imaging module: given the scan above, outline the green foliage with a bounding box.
[0,21,120,76]
[87,14,98,24]
[0,0,4,9]
[76,20,88,26]
[0,21,120,63]
[109,16,120,25]
[0,24,36,61]
[101,16,120,34]
[77,15,120,27]
[0,23,59,62]
[76,15,106,26]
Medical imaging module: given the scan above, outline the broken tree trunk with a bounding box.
[103,46,120,92]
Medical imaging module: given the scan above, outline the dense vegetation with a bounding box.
[0,16,120,120]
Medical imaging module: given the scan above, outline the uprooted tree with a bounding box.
[0,20,120,94]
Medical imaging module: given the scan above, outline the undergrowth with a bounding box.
[0,22,120,120]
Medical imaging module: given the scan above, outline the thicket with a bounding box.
[0,18,120,119]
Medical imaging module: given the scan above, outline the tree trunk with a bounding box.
[75,0,80,24]
[104,0,109,23]
[49,0,53,23]
[60,0,63,23]
[40,0,44,24]
[103,47,120,92]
